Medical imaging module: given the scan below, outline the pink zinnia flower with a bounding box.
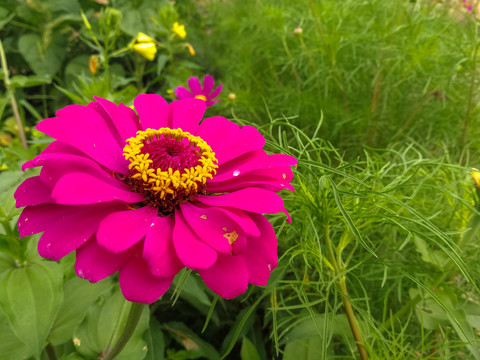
[15,95,296,304]
[175,75,223,107]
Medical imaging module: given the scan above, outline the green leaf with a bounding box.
[240,337,260,360]
[74,289,149,360]
[412,236,449,269]
[48,277,112,346]
[164,321,220,360]
[0,306,32,360]
[18,33,66,77]
[144,318,165,360]
[0,262,64,359]
[9,75,52,88]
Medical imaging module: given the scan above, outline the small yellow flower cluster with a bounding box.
[133,32,157,61]
[123,128,218,200]
[172,22,186,39]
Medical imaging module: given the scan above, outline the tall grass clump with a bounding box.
[193,0,479,157]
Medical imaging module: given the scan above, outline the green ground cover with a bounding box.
[1,0,480,359]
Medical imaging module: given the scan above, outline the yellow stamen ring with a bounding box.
[123,128,218,200]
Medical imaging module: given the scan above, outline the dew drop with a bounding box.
[267,264,272,271]
[233,170,240,177]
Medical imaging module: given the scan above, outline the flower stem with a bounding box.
[102,302,145,360]
[0,39,28,149]
[324,224,369,360]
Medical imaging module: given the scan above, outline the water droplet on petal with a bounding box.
[233,170,240,176]
[268,264,272,271]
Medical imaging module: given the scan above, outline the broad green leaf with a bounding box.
[164,321,220,360]
[240,337,261,360]
[74,289,149,360]
[284,337,334,360]
[9,75,52,88]
[48,277,112,345]
[18,33,66,77]
[0,307,32,360]
[0,261,64,359]
[144,317,165,360]
[412,236,449,269]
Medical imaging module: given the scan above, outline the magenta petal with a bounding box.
[212,207,261,237]
[97,206,157,253]
[18,204,69,237]
[175,86,193,100]
[134,94,170,130]
[197,187,290,221]
[180,203,235,254]
[172,210,217,270]
[119,257,173,304]
[38,153,117,187]
[209,84,223,99]
[213,153,297,183]
[187,76,202,95]
[196,118,265,165]
[169,98,205,134]
[52,172,144,205]
[199,254,248,299]
[207,175,295,193]
[22,141,83,171]
[15,176,53,207]
[38,205,115,260]
[242,214,278,285]
[94,97,140,141]
[203,75,214,94]
[36,105,127,173]
[143,215,183,278]
[75,239,137,282]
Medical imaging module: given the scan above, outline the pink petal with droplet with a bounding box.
[38,205,117,260]
[242,214,278,286]
[197,187,290,221]
[143,215,183,278]
[199,254,249,299]
[180,202,235,254]
[212,207,261,237]
[172,210,217,270]
[213,153,297,182]
[75,239,138,282]
[119,257,174,304]
[97,206,157,253]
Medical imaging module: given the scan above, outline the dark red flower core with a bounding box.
[121,128,218,214]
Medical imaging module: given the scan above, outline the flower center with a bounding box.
[194,94,207,101]
[122,128,218,213]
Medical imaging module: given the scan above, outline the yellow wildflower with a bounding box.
[186,43,195,56]
[89,55,99,74]
[472,169,480,188]
[132,32,157,61]
[172,22,186,39]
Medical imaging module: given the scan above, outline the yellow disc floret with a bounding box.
[123,128,218,202]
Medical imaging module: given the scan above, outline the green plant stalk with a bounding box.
[461,42,479,158]
[102,302,145,360]
[0,39,28,149]
[324,224,369,360]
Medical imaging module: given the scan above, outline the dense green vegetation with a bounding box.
[1,0,480,359]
